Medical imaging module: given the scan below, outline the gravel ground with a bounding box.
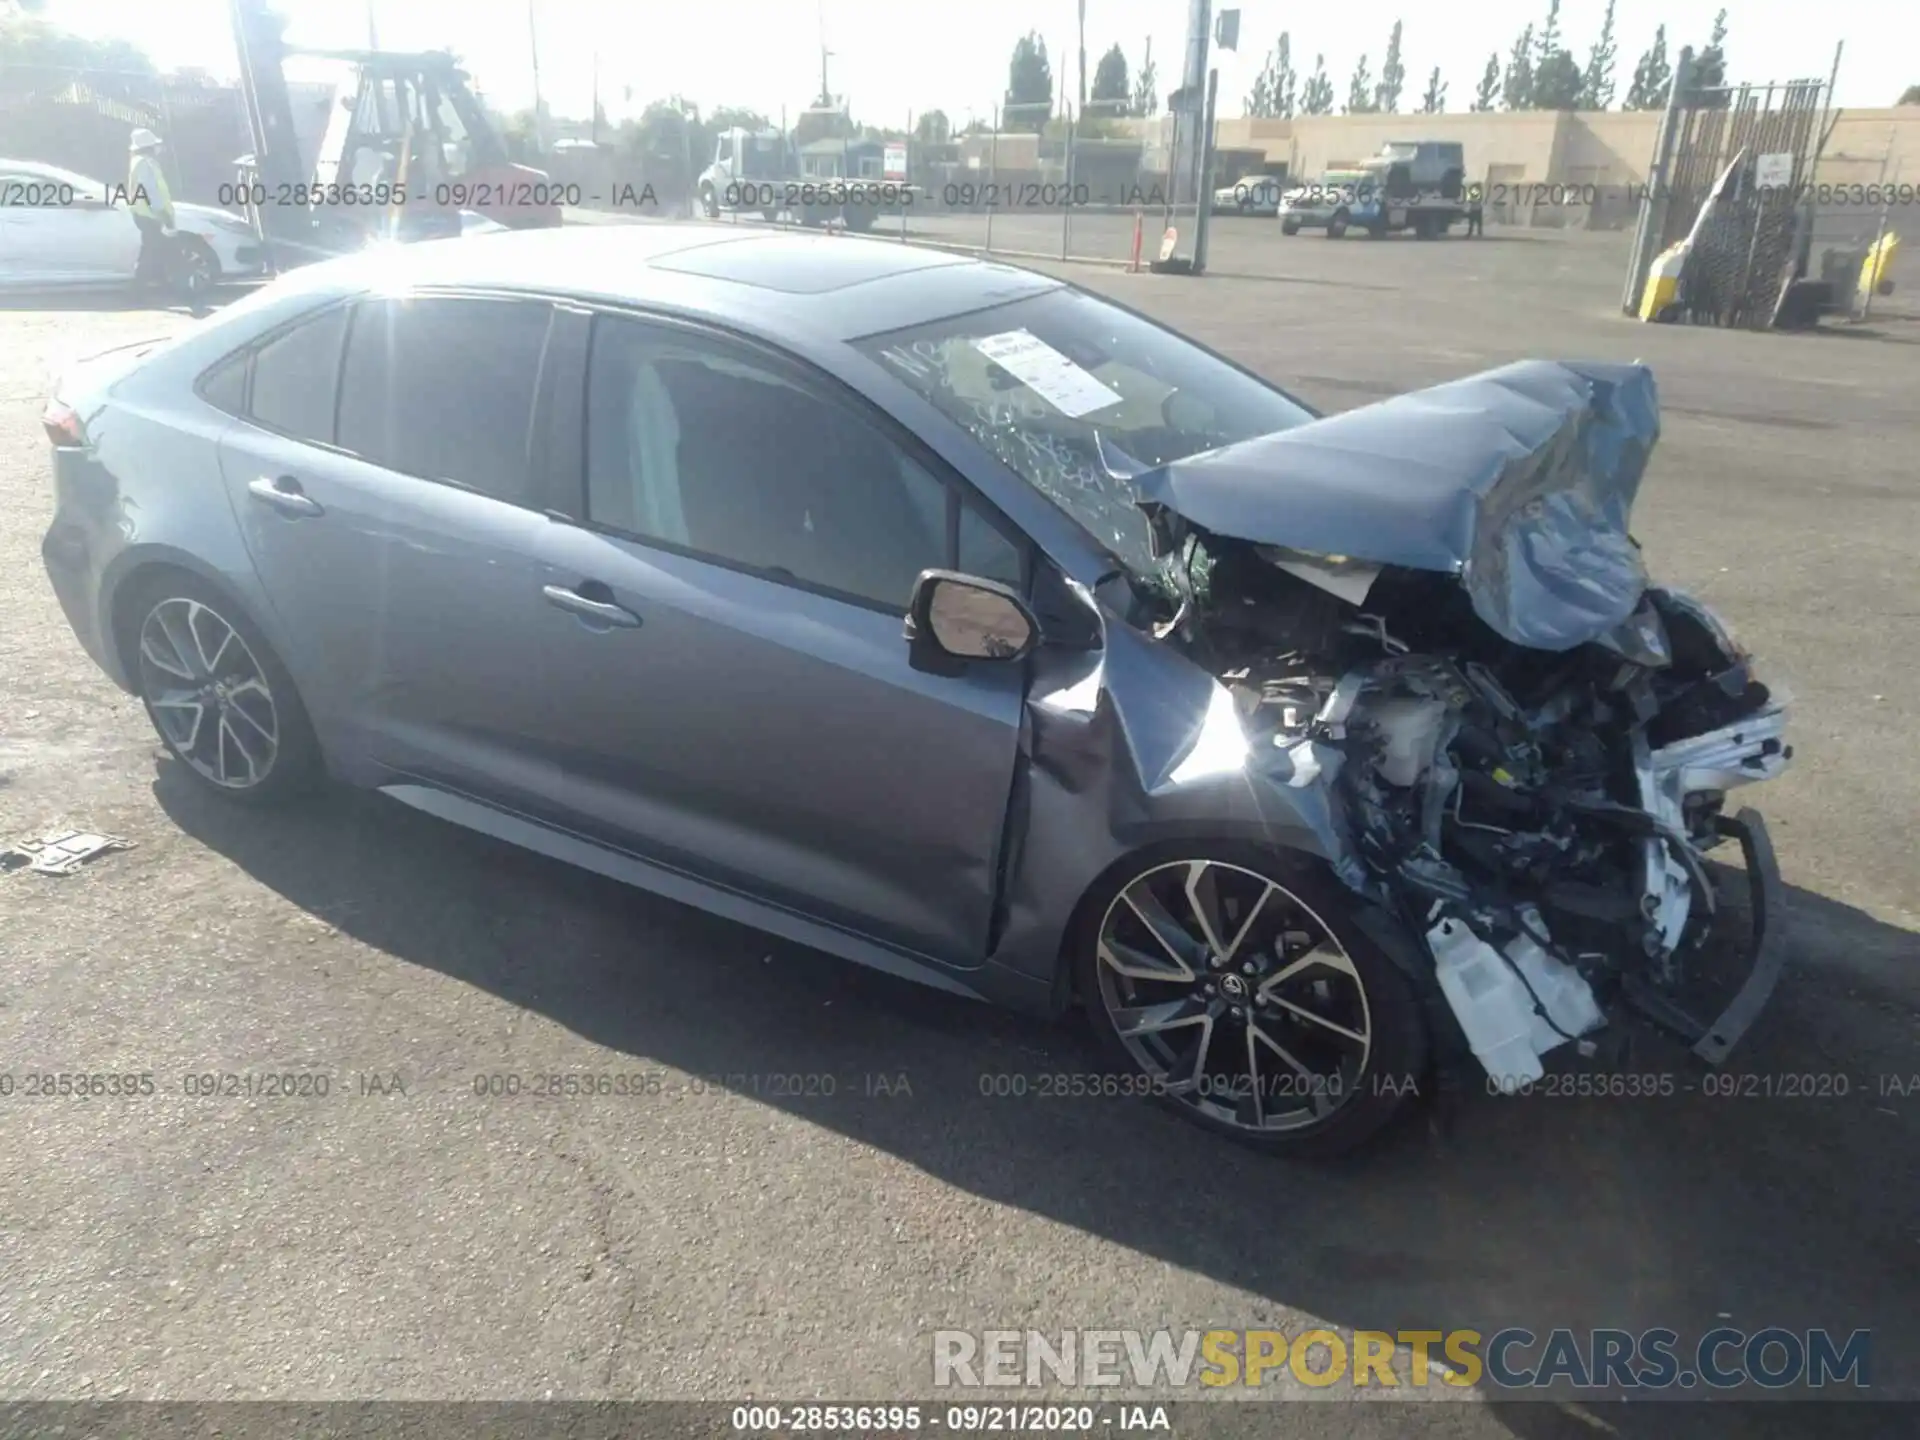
[0,225,1916,1439]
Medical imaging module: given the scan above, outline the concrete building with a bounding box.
[1197,108,1920,191]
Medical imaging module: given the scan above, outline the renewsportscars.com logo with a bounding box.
[932,1327,1872,1392]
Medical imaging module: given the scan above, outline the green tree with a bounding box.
[1502,25,1535,109]
[914,109,951,142]
[1131,48,1158,116]
[1345,53,1376,113]
[1624,25,1671,110]
[0,11,155,72]
[709,106,770,134]
[627,96,708,189]
[1533,48,1583,109]
[1532,0,1563,83]
[1900,85,1920,105]
[1419,67,1447,114]
[1687,8,1729,108]
[1006,31,1053,131]
[1091,43,1129,111]
[1579,0,1619,109]
[1472,52,1501,111]
[1376,21,1405,113]
[1245,32,1296,118]
[1300,54,1335,115]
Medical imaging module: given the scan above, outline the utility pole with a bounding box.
[1192,67,1219,272]
[366,0,379,49]
[1175,0,1211,204]
[1077,0,1087,115]
[817,0,833,107]
[591,50,600,144]
[527,0,544,152]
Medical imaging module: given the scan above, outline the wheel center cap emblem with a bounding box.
[1219,974,1248,1000]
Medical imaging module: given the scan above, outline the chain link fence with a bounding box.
[1804,132,1912,322]
[681,87,1190,272]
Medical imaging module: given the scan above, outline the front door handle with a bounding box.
[247,475,324,518]
[542,583,642,629]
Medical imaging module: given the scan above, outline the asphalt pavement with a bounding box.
[1,226,1916,1438]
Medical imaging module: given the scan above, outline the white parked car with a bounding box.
[1212,175,1283,216]
[0,159,266,292]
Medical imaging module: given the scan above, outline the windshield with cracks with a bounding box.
[852,287,1317,582]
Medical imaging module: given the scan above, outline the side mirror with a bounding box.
[904,570,1041,675]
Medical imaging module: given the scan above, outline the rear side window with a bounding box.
[199,353,249,415]
[336,295,554,507]
[247,304,348,442]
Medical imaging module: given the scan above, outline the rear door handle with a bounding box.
[542,583,642,629]
[247,475,323,518]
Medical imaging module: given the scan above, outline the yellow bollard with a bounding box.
[1638,241,1688,322]
[1860,231,1901,298]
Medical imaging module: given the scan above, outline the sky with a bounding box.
[39,0,1912,125]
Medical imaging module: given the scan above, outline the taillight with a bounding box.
[42,399,87,448]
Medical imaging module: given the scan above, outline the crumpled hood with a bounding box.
[1134,359,1662,651]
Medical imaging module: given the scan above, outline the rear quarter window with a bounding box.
[248,304,349,443]
[198,352,249,415]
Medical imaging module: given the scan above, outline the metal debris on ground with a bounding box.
[1,830,135,876]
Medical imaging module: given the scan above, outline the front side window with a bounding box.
[247,303,349,442]
[336,295,553,507]
[852,287,1315,579]
[585,316,988,609]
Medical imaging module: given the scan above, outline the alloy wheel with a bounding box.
[136,596,280,790]
[1095,859,1374,1135]
[174,241,217,298]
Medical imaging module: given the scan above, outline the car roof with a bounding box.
[297,223,1063,342]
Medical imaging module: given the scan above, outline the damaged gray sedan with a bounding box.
[41,227,1790,1154]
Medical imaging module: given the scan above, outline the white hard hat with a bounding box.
[129,127,162,151]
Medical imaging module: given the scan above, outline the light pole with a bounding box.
[1077,0,1087,115]
[527,0,544,153]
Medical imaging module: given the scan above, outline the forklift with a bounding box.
[228,0,561,272]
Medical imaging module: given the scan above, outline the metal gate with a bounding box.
[1656,77,1830,328]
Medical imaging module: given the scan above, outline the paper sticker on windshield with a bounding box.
[972,330,1122,418]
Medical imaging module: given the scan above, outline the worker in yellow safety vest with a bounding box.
[1464,180,1485,237]
[127,127,178,289]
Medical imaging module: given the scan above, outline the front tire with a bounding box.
[1280,218,1301,235]
[1326,211,1349,238]
[1075,846,1428,1157]
[125,572,322,805]
[699,184,719,219]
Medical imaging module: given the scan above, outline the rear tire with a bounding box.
[122,571,323,806]
[1326,211,1349,239]
[1073,843,1428,1157]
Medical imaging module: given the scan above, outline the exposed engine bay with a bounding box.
[1165,544,1791,1087]
[1126,360,1794,1087]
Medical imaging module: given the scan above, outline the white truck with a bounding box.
[1279,140,1468,239]
[696,127,914,232]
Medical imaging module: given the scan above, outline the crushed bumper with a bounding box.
[1624,807,1787,1064]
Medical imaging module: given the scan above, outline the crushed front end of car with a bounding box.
[1127,359,1792,1091]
